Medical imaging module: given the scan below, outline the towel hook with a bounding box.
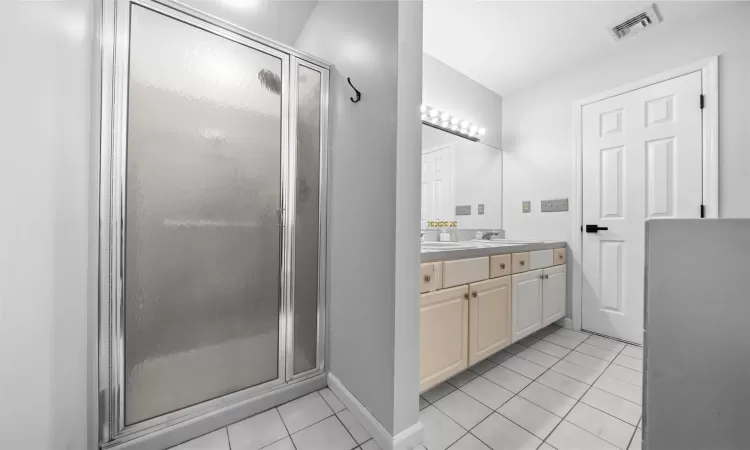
[347,77,361,103]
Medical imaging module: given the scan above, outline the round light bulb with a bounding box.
[469,125,478,134]
[420,114,428,121]
[429,109,439,118]
[440,113,450,121]
[431,117,439,124]
[451,125,459,131]
[441,121,450,128]
[451,117,459,125]
[478,128,486,136]
[460,120,469,128]
[420,104,427,113]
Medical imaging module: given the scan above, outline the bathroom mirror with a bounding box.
[421,124,502,229]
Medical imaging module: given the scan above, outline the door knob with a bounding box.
[424,274,431,282]
[585,224,609,233]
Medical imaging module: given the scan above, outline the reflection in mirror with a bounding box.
[421,125,502,230]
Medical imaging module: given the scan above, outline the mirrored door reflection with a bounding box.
[292,64,322,375]
[124,5,283,425]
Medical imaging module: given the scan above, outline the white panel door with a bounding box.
[542,265,566,326]
[512,270,543,342]
[582,72,703,344]
[421,146,452,221]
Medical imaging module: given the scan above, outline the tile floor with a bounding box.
[170,388,413,450]
[419,325,644,450]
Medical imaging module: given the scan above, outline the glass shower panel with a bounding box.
[124,5,283,425]
[293,65,322,375]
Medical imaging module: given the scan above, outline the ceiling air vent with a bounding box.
[608,4,662,41]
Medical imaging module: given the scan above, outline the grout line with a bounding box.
[625,425,638,450]
[332,412,361,450]
[226,427,232,450]
[276,406,299,450]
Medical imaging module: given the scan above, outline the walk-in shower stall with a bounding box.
[97,0,329,446]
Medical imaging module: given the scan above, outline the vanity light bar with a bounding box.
[420,104,486,142]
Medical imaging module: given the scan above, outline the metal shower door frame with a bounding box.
[97,0,330,446]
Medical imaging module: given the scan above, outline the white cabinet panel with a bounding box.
[529,249,553,270]
[468,277,512,365]
[543,265,566,326]
[512,270,543,342]
[443,256,489,288]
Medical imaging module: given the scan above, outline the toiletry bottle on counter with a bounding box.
[439,228,451,242]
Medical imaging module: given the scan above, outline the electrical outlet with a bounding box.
[522,201,531,213]
[455,205,472,215]
[541,198,569,212]
[478,204,485,215]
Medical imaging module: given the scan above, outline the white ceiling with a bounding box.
[424,1,728,97]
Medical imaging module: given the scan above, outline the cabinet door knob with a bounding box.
[464,293,469,300]
[424,274,431,282]
[472,291,478,298]
[500,263,506,269]
[520,261,525,266]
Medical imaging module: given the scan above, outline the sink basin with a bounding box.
[421,242,476,250]
[470,239,542,245]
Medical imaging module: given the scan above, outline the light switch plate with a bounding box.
[456,205,472,215]
[478,204,485,215]
[522,201,531,213]
[541,198,569,212]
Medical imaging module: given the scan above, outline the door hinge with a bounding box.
[700,204,706,218]
[700,94,705,109]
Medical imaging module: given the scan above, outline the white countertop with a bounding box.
[421,239,566,263]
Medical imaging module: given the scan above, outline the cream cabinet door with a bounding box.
[542,264,566,326]
[420,285,469,392]
[512,269,543,342]
[468,277,511,366]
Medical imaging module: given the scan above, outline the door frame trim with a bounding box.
[570,56,719,332]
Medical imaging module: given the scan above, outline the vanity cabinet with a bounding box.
[420,262,443,293]
[512,270,544,341]
[419,285,469,392]
[468,277,512,365]
[542,265,566,326]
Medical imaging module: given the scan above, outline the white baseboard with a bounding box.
[557,317,574,330]
[327,373,423,450]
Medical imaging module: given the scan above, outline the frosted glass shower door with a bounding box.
[123,5,285,425]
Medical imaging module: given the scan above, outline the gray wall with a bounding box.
[0,0,95,449]
[296,1,421,435]
[644,219,750,450]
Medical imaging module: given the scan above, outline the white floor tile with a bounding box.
[594,376,642,405]
[422,382,457,403]
[603,364,643,387]
[637,417,642,429]
[518,382,576,417]
[582,387,641,426]
[420,396,430,410]
[621,345,643,360]
[563,351,609,373]
[337,409,370,444]
[483,366,533,393]
[516,347,560,368]
[518,336,540,347]
[460,376,514,409]
[574,343,618,362]
[470,359,498,375]
[566,403,635,449]
[504,343,528,355]
[536,370,589,400]
[550,360,599,384]
[629,428,642,450]
[546,421,618,450]
[319,388,346,413]
[530,341,571,359]
[447,433,491,450]
[554,329,590,341]
[471,413,542,450]
[542,333,583,350]
[584,335,626,353]
[537,443,556,450]
[488,350,514,364]
[260,437,295,450]
[278,392,334,434]
[290,416,356,450]
[434,390,493,430]
[360,439,381,450]
[227,409,288,450]
[613,354,642,372]
[501,356,547,379]
[498,397,561,440]
[420,406,465,450]
[171,429,230,450]
[448,370,479,388]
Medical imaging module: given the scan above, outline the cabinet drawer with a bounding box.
[529,249,553,270]
[553,248,566,265]
[490,254,512,278]
[420,262,443,293]
[511,252,530,274]
[443,257,489,288]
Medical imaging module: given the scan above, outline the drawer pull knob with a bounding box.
[500,263,506,269]
[472,291,478,298]
[464,293,469,300]
[520,261,525,266]
[559,254,564,259]
[423,274,431,283]
[544,274,549,279]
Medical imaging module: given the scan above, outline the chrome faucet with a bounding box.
[481,231,499,240]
